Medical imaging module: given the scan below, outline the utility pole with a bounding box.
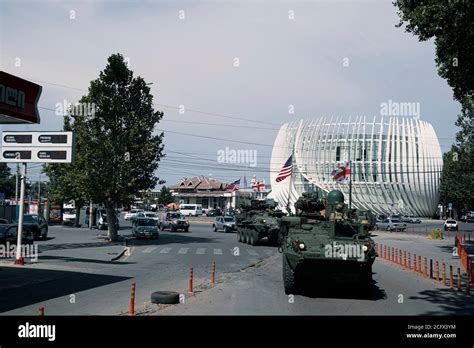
[38,174,41,203]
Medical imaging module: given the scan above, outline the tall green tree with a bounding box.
[80,53,164,240]
[394,1,474,214]
[43,114,91,226]
[157,186,173,205]
[0,163,16,199]
[44,54,165,238]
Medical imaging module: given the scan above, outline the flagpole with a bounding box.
[349,160,352,210]
[286,153,294,215]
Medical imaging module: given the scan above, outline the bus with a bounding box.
[179,204,203,216]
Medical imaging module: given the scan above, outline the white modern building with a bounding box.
[269,116,443,217]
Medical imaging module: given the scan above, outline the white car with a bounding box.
[144,212,159,223]
[444,220,458,231]
[124,209,144,221]
[62,208,76,225]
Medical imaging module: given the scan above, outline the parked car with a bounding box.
[401,216,421,224]
[97,209,120,230]
[0,225,34,245]
[132,218,159,239]
[213,216,236,233]
[206,208,222,217]
[376,218,407,232]
[124,209,144,221]
[62,208,76,225]
[160,212,189,232]
[444,220,458,231]
[21,214,48,240]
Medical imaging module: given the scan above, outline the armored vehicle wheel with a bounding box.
[237,230,242,242]
[250,231,258,246]
[283,255,297,294]
[244,230,250,244]
[249,231,254,245]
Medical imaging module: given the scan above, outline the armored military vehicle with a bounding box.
[279,190,376,295]
[236,198,285,246]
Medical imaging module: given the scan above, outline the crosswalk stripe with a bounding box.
[247,249,259,256]
[178,248,189,254]
[196,248,206,255]
[142,246,157,253]
[160,247,172,254]
[213,248,222,255]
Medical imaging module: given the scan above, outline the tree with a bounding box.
[43,115,91,226]
[394,1,474,213]
[76,53,164,240]
[0,163,16,199]
[157,186,173,205]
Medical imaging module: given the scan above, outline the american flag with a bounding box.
[331,162,351,183]
[226,179,241,192]
[276,155,293,182]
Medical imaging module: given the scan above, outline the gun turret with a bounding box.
[294,192,326,216]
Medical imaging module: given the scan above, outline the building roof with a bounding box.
[170,176,229,191]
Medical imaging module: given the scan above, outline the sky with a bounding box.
[0,0,461,188]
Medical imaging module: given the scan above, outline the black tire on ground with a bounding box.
[184,227,189,232]
[283,255,297,295]
[213,225,217,232]
[244,230,249,244]
[237,230,242,242]
[250,231,258,246]
[150,291,180,304]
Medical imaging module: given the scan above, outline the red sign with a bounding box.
[0,71,42,124]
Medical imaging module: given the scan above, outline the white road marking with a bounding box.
[196,248,206,255]
[178,248,189,254]
[160,247,172,254]
[213,248,223,255]
[142,246,157,253]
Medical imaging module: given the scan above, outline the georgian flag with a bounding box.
[331,162,351,183]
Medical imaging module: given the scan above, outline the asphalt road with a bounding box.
[1,217,277,315]
[1,217,472,315]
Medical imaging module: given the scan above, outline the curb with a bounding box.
[111,247,129,261]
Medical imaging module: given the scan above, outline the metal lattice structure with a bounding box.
[269,116,443,217]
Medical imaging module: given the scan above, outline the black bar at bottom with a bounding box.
[0,316,472,346]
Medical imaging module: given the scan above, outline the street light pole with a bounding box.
[15,163,19,203]
[15,163,27,264]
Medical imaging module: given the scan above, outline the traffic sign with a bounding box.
[0,147,73,163]
[0,131,74,163]
[2,131,74,147]
[448,203,453,210]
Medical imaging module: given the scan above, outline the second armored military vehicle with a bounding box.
[236,198,285,246]
[279,190,376,295]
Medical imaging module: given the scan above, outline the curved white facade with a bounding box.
[270,117,443,217]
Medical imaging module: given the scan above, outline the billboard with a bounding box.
[0,71,42,124]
